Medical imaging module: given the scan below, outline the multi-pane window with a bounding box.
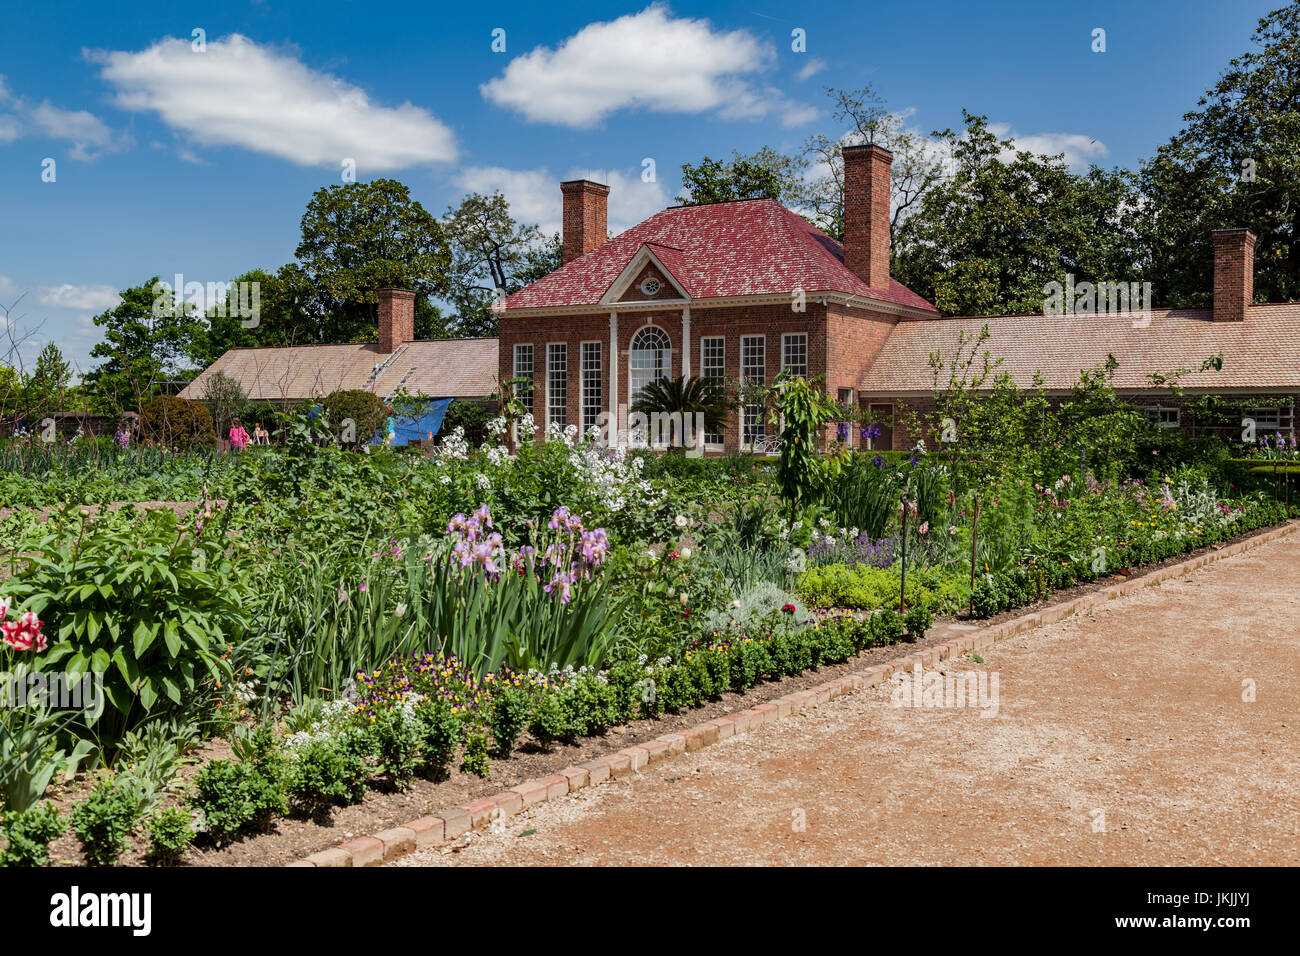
[547,343,567,428]
[1245,406,1292,432]
[782,333,808,379]
[581,342,602,432]
[1142,406,1180,429]
[700,337,725,446]
[741,335,766,445]
[629,326,671,404]
[512,344,534,442]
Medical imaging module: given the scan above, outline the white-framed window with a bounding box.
[837,387,855,447]
[629,326,671,404]
[1245,406,1292,432]
[512,343,534,442]
[1142,406,1180,429]
[741,335,766,445]
[700,336,725,447]
[581,342,602,432]
[547,343,567,428]
[782,333,808,379]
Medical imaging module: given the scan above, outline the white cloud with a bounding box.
[795,58,826,81]
[0,77,124,158]
[88,34,458,170]
[35,283,121,312]
[455,165,668,236]
[989,123,1109,171]
[481,5,811,128]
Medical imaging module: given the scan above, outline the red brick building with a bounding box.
[501,145,1300,451]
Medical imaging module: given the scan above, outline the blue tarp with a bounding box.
[370,398,454,446]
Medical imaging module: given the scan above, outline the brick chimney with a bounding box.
[377,288,415,353]
[842,144,892,292]
[1212,228,1257,322]
[560,179,610,264]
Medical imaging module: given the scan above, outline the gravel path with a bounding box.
[398,534,1300,866]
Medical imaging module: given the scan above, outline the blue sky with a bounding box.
[0,0,1280,374]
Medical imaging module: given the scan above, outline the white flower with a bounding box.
[674,514,688,528]
[679,546,692,559]
[679,592,689,605]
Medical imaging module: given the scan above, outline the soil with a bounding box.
[397,530,1300,866]
[30,518,1294,867]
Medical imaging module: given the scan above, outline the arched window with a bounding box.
[629,326,671,403]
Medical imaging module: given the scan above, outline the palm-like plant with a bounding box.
[631,375,729,448]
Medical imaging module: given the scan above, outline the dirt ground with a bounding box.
[398,533,1300,867]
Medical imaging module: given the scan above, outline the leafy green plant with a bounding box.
[414,698,462,781]
[903,604,933,641]
[4,508,241,750]
[489,685,531,758]
[460,730,491,778]
[139,395,217,448]
[191,760,256,847]
[145,806,194,866]
[286,733,370,816]
[0,804,66,867]
[72,776,141,866]
[323,389,388,448]
[374,708,420,789]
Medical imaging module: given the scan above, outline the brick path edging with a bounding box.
[289,519,1300,867]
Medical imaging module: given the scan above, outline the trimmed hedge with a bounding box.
[322,390,387,447]
[969,499,1288,617]
[139,396,216,449]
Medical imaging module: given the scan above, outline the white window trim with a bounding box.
[781,332,809,379]
[511,343,535,444]
[699,336,726,450]
[546,341,568,430]
[579,340,603,434]
[1142,405,1181,429]
[626,323,674,411]
[740,334,767,451]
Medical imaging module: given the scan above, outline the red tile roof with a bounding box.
[859,305,1300,393]
[502,198,939,313]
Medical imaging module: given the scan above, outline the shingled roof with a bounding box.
[179,338,498,402]
[859,304,1300,394]
[502,198,939,314]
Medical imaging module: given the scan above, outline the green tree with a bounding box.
[630,375,728,450]
[676,148,807,205]
[892,113,1139,316]
[24,342,72,419]
[444,191,560,337]
[294,179,452,344]
[84,279,197,415]
[796,84,946,242]
[1131,2,1300,305]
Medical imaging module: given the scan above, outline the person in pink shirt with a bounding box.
[229,419,250,451]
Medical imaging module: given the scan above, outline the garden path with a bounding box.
[397,535,1300,866]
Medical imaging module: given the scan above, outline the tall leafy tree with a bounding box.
[796,85,946,242]
[24,342,72,418]
[892,113,1139,315]
[444,191,561,337]
[1132,2,1300,305]
[294,179,452,343]
[676,148,807,205]
[84,279,196,414]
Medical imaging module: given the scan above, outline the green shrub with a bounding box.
[374,708,420,789]
[460,730,491,778]
[192,760,256,846]
[146,806,193,866]
[0,804,66,867]
[414,698,462,780]
[323,389,387,447]
[139,395,216,448]
[489,686,531,758]
[868,609,906,646]
[561,673,617,735]
[527,693,570,749]
[286,733,369,814]
[72,777,141,866]
[904,604,933,641]
[231,725,289,830]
